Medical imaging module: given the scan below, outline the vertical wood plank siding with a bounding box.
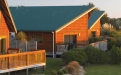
[25,32,53,52]
[56,14,89,45]
[0,11,9,51]
[88,20,100,37]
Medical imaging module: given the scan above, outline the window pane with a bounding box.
[0,40,1,53]
[0,10,1,22]
[35,34,42,44]
[30,34,35,41]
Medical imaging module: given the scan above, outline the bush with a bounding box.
[97,50,110,64]
[51,70,57,75]
[110,46,121,64]
[61,69,68,74]
[61,48,87,65]
[68,61,80,69]
[89,37,102,43]
[84,45,101,64]
[115,37,121,47]
[107,38,116,50]
[65,64,76,75]
[57,70,64,75]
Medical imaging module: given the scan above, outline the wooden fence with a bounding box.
[0,50,46,74]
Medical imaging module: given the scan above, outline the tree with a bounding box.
[88,2,95,7]
[100,14,110,25]
[15,31,27,41]
[88,2,99,11]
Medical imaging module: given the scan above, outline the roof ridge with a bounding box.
[10,5,92,7]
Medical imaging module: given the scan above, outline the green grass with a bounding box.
[85,64,121,75]
[42,58,63,75]
[1,58,121,75]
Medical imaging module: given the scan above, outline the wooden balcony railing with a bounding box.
[0,50,46,73]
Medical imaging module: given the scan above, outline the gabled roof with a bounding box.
[10,6,94,32]
[88,11,105,29]
[0,0,17,33]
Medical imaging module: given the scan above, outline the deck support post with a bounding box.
[26,68,28,75]
[42,66,46,71]
[8,71,10,75]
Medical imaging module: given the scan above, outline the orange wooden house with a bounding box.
[0,1,46,73]
[0,0,17,54]
[10,6,105,56]
[88,11,105,37]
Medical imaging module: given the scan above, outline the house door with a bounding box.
[64,35,76,50]
[0,38,6,54]
[91,31,96,37]
[0,39,1,54]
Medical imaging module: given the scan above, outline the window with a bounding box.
[91,31,96,37]
[35,34,42,44]
[29,34,42,44]
[0,9,1,22]
[64,35,76,44]
[64,35,76,50]
[0,39,1,53]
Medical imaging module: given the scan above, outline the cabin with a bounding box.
[88,11,105,37]
[0,0,17,54]
[9,6,105,55]
[0,0,46,74]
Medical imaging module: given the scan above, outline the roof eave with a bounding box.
[89,12,106,29]
[55,6,95,32]
[4,0,17,33]
[18,30,55,32]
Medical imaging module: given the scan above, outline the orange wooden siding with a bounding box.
[88,20,100,37]
[0,11,9,51]
[56,14,89,45]
[26,32,53,52]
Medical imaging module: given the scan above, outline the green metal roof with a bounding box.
[10,6,93,32]
[88,11,105,29]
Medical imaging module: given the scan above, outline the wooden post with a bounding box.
[26,68,28,75]
[42,66,46,72]
[8,71,10,75]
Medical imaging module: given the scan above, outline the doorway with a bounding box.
[91,31,96,37]
[64,35,76,50]
[0,38,6,54]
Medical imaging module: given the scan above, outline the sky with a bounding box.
[7,0,121,18]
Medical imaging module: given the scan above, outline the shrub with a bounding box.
[84,45,101,64]
[65,64,76,75]
[68,61,80,69]
[51,70,57,75]
[89,37,102,43]
[57,70,64,75]
[61,48,87,65]
[107,38,116,50]
[97,50,110,64]
[61,69,68,74]
[110,46,121,64]
[115,37,121,47]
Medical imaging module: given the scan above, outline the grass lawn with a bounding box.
[85,64,121,75]
[42,57,63,75]
[44,58,121,75]
[1,58,121,75]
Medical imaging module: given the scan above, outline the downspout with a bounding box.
[52,31,55,58]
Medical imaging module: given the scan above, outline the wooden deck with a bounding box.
[0,50,46,74]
